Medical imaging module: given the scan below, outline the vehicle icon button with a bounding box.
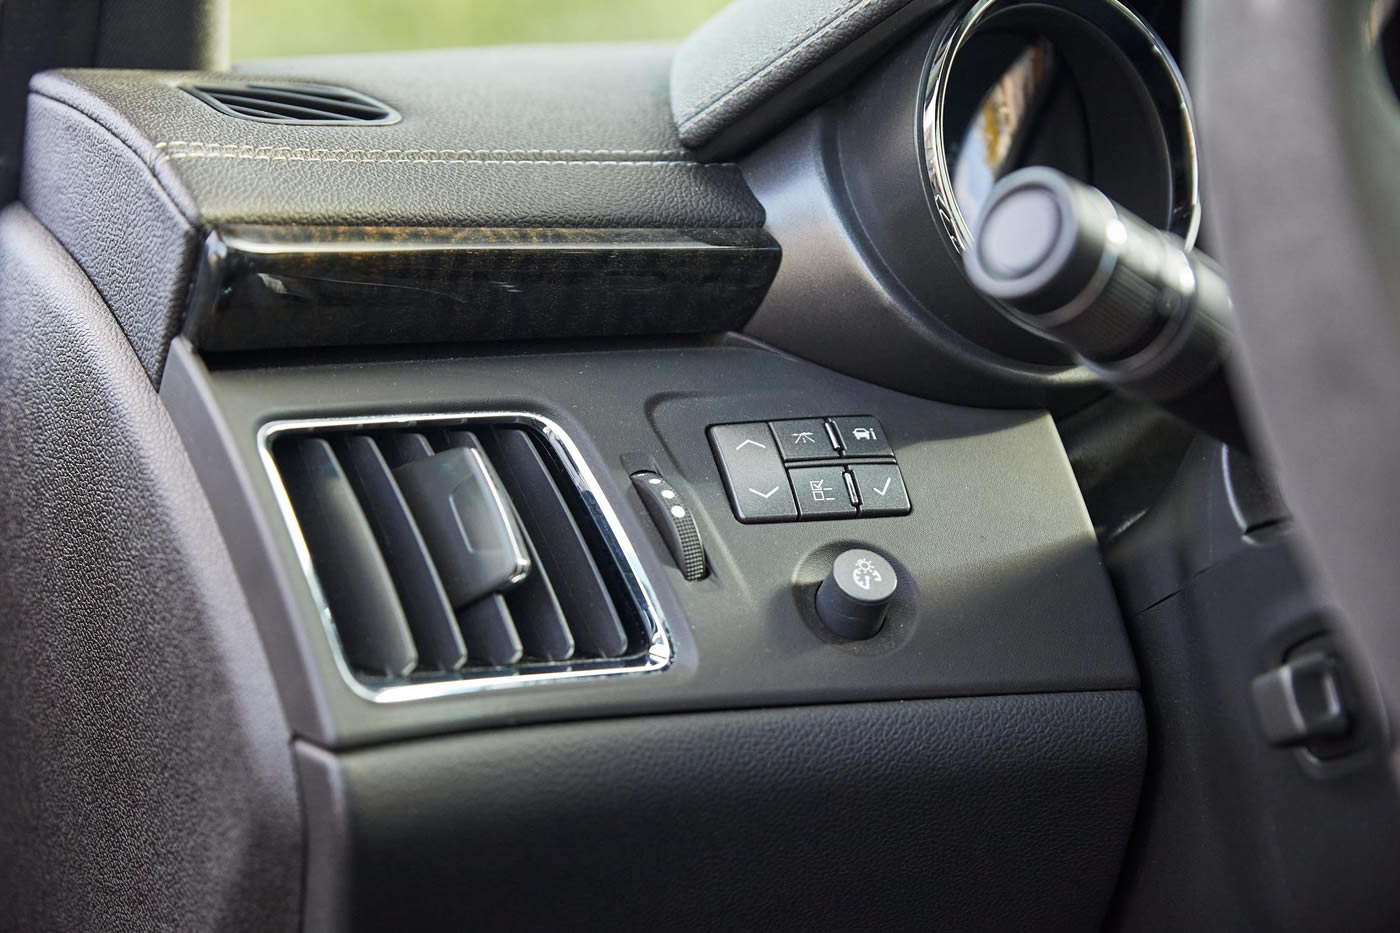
[829,416,893,457]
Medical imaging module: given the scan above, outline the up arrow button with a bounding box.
[707,423,798,523]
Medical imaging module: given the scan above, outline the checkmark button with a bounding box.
[849,464,910,517]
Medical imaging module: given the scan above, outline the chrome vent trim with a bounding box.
[258,411,673,703]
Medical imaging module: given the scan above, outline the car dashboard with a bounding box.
[2,0,1398,931]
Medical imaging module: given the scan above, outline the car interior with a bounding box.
[2,0,1399,929]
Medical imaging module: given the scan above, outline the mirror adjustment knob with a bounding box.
[816,548,897,640]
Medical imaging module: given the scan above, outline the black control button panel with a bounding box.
[709,416,911,522]
[770,418,840,460]
[829,416,893,457]
[706,423,799,523]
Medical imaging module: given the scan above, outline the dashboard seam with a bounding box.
[157,143,696,158]
[153,142,736,167]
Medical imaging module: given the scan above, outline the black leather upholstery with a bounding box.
[20,44,765,381]
[31,45,763,229]
[298,690,1147,933]
[22,92,200,383]
[671,0,951,153]
[0,204,300,932]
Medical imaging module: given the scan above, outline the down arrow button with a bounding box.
[707,423,799,523]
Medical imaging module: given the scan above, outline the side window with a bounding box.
[232,0,731,60]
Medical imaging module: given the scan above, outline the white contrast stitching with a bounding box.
[153,141,715,165]
[678,0,883,131]
[156,142,692,157]
[165,155,713,166]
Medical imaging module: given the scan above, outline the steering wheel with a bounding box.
[1190,0,1400,775]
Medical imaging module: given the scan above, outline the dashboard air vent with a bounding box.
[265,415,669,699]
[183,82,400,125]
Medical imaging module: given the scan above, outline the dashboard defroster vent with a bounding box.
[263,414,670,701]
[183,82,400,125]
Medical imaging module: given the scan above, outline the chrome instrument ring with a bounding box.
[921,0,1200,257]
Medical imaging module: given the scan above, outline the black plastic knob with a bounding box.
[816,549,897,640]
[964,166,1246,450]
[966,165,1197,364]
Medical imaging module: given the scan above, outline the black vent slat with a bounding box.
[276,437,418,677]
[184,82,398,125]
[457,594,523,666]
[378,432,434,468]
[202,92,360,122]
[271,418,657,690]
[393,435,529,608]
[331,434,467,672]
[210,103,292,121]
[242,84,391,117]
[482,428,630,658]
[503,530,576,662]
